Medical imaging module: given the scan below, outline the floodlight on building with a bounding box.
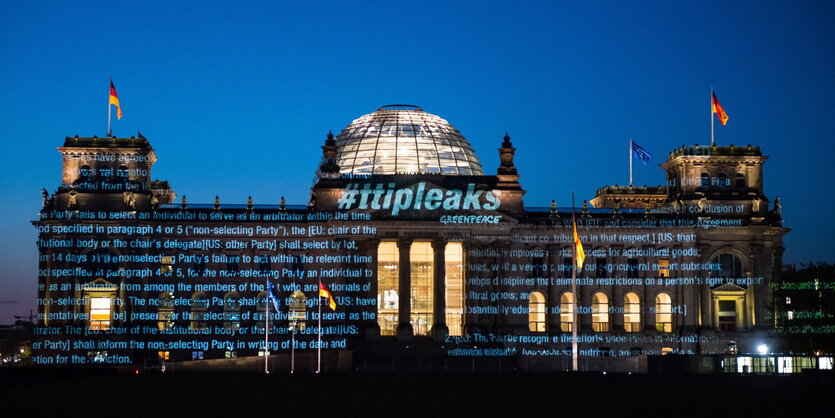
[756,344,768,355]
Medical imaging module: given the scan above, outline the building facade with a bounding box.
[32,105,789,370]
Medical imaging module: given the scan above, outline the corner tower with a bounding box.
[48,135,173,212]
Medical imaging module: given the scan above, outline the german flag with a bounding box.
[319,282,337,311]
[712,92,728,125]
[573,219,585,269]
[110,80,122,119]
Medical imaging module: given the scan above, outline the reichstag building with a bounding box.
[33,105,789,371]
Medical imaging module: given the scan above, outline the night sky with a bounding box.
[1,0,833,322]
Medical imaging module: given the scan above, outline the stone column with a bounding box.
[397,239,413,341]
[431,239,448,340]
[770,246,784,329]
[579,268,593,333]
[547,245,560,334]
[699,244,713,330]
[361,239,381,341]
[748,244,762,329]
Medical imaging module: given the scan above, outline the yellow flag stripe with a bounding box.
[573,220,585,269]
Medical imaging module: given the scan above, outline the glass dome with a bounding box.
[334,105,484,175]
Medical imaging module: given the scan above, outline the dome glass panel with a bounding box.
[334,105,484,175]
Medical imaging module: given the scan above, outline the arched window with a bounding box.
[97,164,111,181]
[529,291,546,332]
[377,241,399,336]
[735,173,745,188]
[157,291,175,330]
[700,173,710,188]
[656,293,672,333]
[223,291,241,331]
[712,253,743,278]
[717,173,728,188]
[116,165,129,179]
[190,292,209,330]
[560,292,574,332]
[79,165,92,182]
[592,292,609,332]
[624,292,641,332]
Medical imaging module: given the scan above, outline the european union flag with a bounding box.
[631,140,652,164]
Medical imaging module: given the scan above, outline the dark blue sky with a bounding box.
[1,0,833,322]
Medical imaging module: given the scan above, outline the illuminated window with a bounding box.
[377,242,399,336]
[190,292,209,330]
[223,291,241,331]
[778,357,794,374]
[737,356,752,373]
[718,300,737,331]
[624,292,641,332]
[657,259,670,278]
[410,242,434,336]
[785,297,791,305]
[560,292,574,332]
[157,351,170,360]
[89,297,112,331]
[157,291,175,331]
[592,292,609,332]
[529,291,546,332]
[787,310,794,320]
[655,293,672,333]
[445,242,465,337]
[661,347,674,355]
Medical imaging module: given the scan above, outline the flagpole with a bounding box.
[291,273,297,374]
[629,138,633,187]
[264,279,270,374]
[317,284,322,374]
[291,321,296,374]
[107,78,112,138]
[710,86,715,147]
[571,192,579,372]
